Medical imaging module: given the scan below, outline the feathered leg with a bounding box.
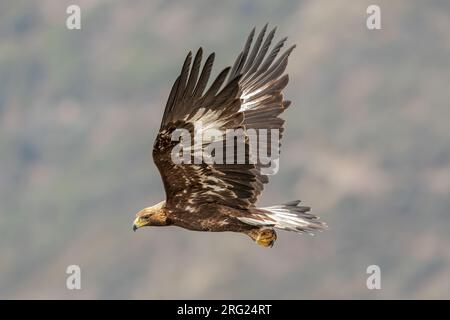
[247,228,277,247]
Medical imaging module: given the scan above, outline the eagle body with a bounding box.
[168,203,255,233]
[132,25,327,247]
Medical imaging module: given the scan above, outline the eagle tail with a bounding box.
[239,200,327,234]
[262,200,327,234]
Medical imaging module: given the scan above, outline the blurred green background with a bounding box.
[1,0,449,299]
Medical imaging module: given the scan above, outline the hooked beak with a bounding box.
[132,216,145,232]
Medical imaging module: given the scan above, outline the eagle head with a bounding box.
[133,201,168,231]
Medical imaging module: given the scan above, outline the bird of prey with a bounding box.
[133,25,327,247]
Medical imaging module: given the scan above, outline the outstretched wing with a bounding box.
[153,25,295,211]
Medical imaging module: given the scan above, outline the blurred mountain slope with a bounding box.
[0,0,449,299]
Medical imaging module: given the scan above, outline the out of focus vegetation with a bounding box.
[1,0,449,298]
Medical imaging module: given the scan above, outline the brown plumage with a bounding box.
[133,25,327,247]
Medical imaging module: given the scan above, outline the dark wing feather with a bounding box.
[153,25,295,212]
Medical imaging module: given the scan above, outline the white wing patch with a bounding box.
[239,83,271,112]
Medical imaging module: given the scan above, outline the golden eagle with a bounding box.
[133,25,327,247]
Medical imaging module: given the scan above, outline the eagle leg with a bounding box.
[247,228,277,248]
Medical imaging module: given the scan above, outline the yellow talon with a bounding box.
[249,228,277,247]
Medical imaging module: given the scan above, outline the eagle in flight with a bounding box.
[133,25,327,247]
